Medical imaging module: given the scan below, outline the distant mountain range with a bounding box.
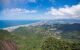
[46,19,80,24]
[39,21,80,39]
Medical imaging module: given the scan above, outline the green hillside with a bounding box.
[0,23,80,50]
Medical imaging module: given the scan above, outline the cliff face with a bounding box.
[0,40,17,50]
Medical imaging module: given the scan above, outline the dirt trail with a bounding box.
[0,40,17,50]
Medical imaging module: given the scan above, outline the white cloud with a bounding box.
[1,8,53,20]
[1,4,80,20]
[0,8,38,20]
[46,4,80,19]
[2,8,37,16]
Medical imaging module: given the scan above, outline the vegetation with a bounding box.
[0,29,12,50]
[41,37,80,50]
[0,23,80,50]
[0,29,11,40]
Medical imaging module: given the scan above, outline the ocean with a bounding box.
[0,19,80,29]
[0,20,40,29]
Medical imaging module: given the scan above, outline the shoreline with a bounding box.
[3,24,29,32]
[2,21,46,32]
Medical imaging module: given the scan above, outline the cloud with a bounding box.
[2,8,37,15]
[2,0,36,7]
[46,4,80,19]
[2,0,36,3]
[0,8,37,20]
[2,0,10,4]
[1,4,80,20]
[1,8,53,20]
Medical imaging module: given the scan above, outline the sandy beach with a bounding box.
[2,21,46,32]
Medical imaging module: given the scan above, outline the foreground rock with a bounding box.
[0,40,17,50]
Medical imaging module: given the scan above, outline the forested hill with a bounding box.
[56,23,80,32]
[0,29,17,50]
[0,21,80,50]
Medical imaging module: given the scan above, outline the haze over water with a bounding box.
[0,20,40,28]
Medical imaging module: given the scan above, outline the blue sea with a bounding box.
[0,20,40,29]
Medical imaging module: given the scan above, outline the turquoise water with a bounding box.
[0,19,80,29]
[0,20,40,29]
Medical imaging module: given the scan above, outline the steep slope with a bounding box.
[0,30,17,50]
[1,20,80,50]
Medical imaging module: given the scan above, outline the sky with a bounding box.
[0,0,80,20]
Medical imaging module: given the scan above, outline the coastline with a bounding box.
[2,21,46,32]
[3,24,29,32]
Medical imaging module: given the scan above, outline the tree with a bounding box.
[41,37,71,50]
[0,29,11,40]
[0,30,17,50]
